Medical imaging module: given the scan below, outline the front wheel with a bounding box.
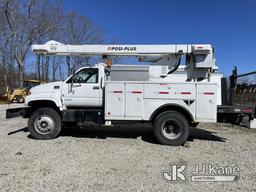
[28,107,61,140]
[153,111,190,146]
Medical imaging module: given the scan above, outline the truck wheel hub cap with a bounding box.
[162,120,182,140]
[34,116,54,134]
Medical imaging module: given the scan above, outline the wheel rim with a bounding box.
[34,115,55,134]
[161,120,182,140]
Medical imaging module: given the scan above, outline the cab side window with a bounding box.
[67,68,98,83]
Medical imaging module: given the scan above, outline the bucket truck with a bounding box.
[5,40,255,145]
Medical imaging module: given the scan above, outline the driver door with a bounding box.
[62,68,101,107]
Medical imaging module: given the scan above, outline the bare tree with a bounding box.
[63,12,104,75]
[0,4,9,90]
[4,0,59,86]
[0,0,105,88]
[51,56,62,81]
[34,0,63,81]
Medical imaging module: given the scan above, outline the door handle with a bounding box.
[93,86,100,90]
[73,84,81,87]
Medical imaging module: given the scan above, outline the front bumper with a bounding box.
[6,107,31,119]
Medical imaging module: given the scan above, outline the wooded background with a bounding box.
[0,0,104,93]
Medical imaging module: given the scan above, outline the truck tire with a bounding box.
[28,107,61,140]
[153,111,190,146]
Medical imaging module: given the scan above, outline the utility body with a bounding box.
[6,40,254,145]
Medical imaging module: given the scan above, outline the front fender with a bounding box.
[25,93,63,107]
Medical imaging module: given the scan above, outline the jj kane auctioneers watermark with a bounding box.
[162,163,240,183]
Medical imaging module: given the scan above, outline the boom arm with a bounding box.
[32,40,198,56]
[32,40,216,79]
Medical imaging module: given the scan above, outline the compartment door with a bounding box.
[125,84,144,118]
[196,84,217,122]
[105,83,125,119]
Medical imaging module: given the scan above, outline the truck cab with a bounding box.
[25,64,106,109]
[61,64,105,107]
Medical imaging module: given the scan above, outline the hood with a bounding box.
[30,81,63,94]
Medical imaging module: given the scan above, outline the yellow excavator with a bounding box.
[1,80,44,104]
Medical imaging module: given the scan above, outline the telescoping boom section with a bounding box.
[32,40,209,56]
[32,40,216,79]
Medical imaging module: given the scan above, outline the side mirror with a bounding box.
[70,65,76,93]
[100,77,103,89]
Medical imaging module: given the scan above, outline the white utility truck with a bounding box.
[6,40,219,145]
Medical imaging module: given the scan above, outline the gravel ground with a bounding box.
[0,104,256,192]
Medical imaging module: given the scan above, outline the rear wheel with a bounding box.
[153,111,190,146]
[28,107,61,140]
